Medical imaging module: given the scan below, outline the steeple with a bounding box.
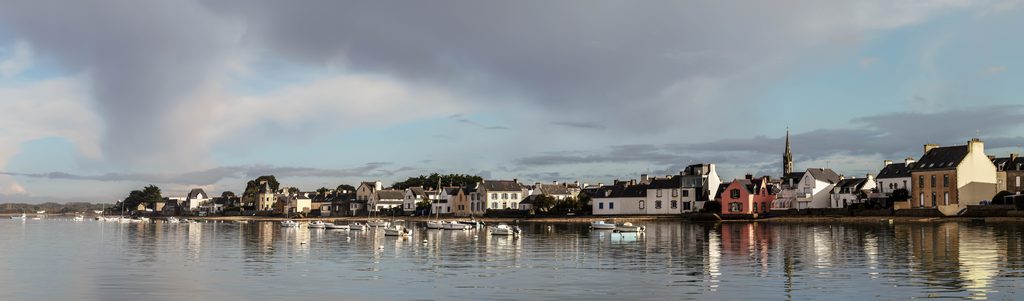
[783,128,793,175]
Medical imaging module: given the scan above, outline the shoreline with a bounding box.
[6,213,1024,223]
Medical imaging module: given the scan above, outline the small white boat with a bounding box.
[138,217,150,222]
[349,223,366,231]
[280,220,299,228]
[325,223,350,230]
[383,225,412,237]
[235,220,248,224]
[614,222,646,233]
[489,224,521,236]
[308,220,327,228]
[459,220,485,228]
[93,210,104,214]
[32,215,42,220]
[36,210,46,214]
[443,221,472,230]
[166,217,180,224]
[425,220,445,229]
[73,215,85,221]
[10,213,26,220]
[367,219,389,227]
[590,220,616,230]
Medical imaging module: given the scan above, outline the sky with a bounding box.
[1,0,1024,203]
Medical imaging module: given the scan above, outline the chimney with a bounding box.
[1012,153,1019,162]
[924,144,939,154]
[640,174,649,183]
[374,181,383,191]
[905,157,916,165]
[884,160,892,166]
[552,180,559,185]
[597,182,602,187]
[513,178,518,183]
[629,179,636,185]
[745,174,753,180]
[866,174,874,182]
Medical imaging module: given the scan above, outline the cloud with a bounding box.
[455,118,509,130]
[985,66,1008,74]
[550,121,607,130]
[513,105,1024,178]
[0,41,32,78]
[0,162,397,186]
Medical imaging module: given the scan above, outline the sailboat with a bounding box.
[425,179,445,229]
[10,212,26,220]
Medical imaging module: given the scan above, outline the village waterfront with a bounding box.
[4,217,1024,301]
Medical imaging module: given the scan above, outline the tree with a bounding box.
[531,195,557,213]
[391,173,483,190]
[316,187,330,195]
[289,187,301,194]
[992,190,1012,205]
[888,188,910,207]
[336,184,356,192]
[243,175,280,198]
[222,191,235,198]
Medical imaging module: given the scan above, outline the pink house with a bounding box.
[717,176,777,216]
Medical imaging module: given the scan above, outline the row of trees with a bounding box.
[391,173,483,190]
[119,185,162,211]
[527,196,591,215]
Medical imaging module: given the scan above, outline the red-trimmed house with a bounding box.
[717,176,777,216]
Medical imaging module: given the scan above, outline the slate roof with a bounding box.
[911,145,969,171]
[647,176,682,189]
[781,172,805,186]
[187,188,207,199]
[536,183,571,195]
[805,168,841,184]
[834,178,868,191]
[520,195,540,204]
[409,187,426,197]
[375,190,406,200]
[714,181,731,199]
[877,163,913,179]
[478,180,524,192]
[992,156,1024,172]
[593,184,648,198]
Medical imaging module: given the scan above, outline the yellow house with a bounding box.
[909,139,998,215]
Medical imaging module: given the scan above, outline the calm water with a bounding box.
[2,219,1024,300]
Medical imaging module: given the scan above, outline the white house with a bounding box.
[679,164,721,212]
[830,175,876,208]
[403,187,428,214]
[793,168,842,209]
[286,193,313,214]
[476,179,527,210]
[591,182,648,215]
[185,188,210,211]
[875,158,914,197]
[371,189,405,212]
[530,182,574,200]
[356,181,383,202]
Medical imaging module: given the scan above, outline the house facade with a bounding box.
[371,189,406,212]
[909,139,998,215]
[830,175,875,208]
[875,158,914,208]
[476,179,527,210]
[717,176,777,216]
[356,181,383,202]
[184,188,210,212]
[992,153,1024,195]
[793,168,841,209]
[591,182,648,215]
[404,187,428,214]
[255,181,276,211]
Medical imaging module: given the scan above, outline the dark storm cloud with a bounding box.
[0,162,395,186]
[516,105,1024,167]
[0,1,230,164]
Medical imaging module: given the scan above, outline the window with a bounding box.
[943,175,949,187]
[638,200,645,210]
[502,202,507,209]
[672,189,678,197]
[682,190,689,197]
[599,202,604,210]
[657,190,662,197]
[655,200,662,209]
[502,193,508,199]
[931,175,936,188]
[931,192,937,207]
[671,200,678,209]
[492,202,497,209]
[491,193,498,199]
[609,202,615,209]
[919,193,924,207]
[919,176,924,188]
[511,193,518,199]
[943,192,949,206]
[761,203,767,212]
[1017,176,1021,188]
[729,202,741,212]
[683,202,691,211]
[730,189,741,199]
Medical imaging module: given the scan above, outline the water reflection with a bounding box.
[3,219,1024,300]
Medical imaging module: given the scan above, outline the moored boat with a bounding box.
[280,220,299,228]
[308,220,327,228]
[349,223,367,231]
[489,224,521,236]
[443,221,472,230]
[614,222,646,233]
[367,219,389,227]
[73,215,85,221]
[10,213,26,220]
[325,223,350,230]
[383,225,412,237]
[590,220,616,230]
[167,217,180,224]
[425,220,445,229]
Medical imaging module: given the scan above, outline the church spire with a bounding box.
[783,127,793,175]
